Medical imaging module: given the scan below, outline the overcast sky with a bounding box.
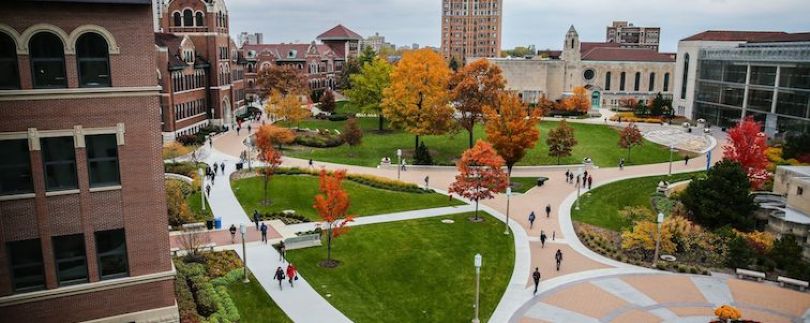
[227,0,810,52]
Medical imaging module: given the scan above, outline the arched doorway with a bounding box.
[591,91,601,109]
[222,97,232,128]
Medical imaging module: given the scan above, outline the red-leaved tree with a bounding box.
[313,169,354,267]
[448,140,509,221]
[258,148,282,206]
[723,116,770,189]
[618,123,644,161]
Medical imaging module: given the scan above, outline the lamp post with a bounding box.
[575,166,584,210]
[653,212,664,267]
[198,168,206,211]
[472,253,482,323]
[240,224,250,283]
[246,137,253,170]
[396,149,402,180]
[504,187,512,235]
[668,144,675,176]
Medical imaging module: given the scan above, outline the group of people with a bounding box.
[564,169,594,190]
[532,249,564,294]
[204,162,225,196]
[527,204,552,229]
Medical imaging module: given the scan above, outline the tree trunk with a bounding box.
[415,135,420,153]
[326,225,333,261]
[378,114,384,132]
[468,128,474,149]
[475,199,479,221]
[627,147,631,161]
[263,173,269,205]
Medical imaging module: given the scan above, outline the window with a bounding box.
[620,72,626,91]
[663,73,670,92]
[0,139,33,195]
[681,54,689,99]
[95,229,128,279]
[649,73,656,92]
[0,32,19,89]
[173,12,181,26]
[29,32,66,88]
[86,134,120,187]
[798,186,804,196]
[76,33,110,87]
[195,12,204,26]
[183,9,193,27]
[583,69,594,81]
[53,234,88,286]
[7,239,45,292]
[605,72,611,91]
[634,72,640,91]
[42,137,77,191]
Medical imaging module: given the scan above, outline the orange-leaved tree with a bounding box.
[449,59,505,148]
[256,64,308,97]
[618,123,643,161]
[448,140,509,221]
[255,124,296,150]
[483,92,541,175]
[382,48,454,152]
[563,86,591,114]
[255,133,283,206]
[265,90,310,129]
[723,116,770,189]
[313,169,355,266]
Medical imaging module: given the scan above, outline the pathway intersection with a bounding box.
[193,115,810,322]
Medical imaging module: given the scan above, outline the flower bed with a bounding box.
[175,251,243,323]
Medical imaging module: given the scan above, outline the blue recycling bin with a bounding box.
[214,217,222,230]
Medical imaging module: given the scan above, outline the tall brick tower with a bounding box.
[441,0,503,64]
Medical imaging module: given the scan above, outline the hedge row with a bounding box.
[294,133,344,148]
[268,167,429,193]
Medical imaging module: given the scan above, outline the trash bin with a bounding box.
[536,177,549,187]
[236,162,243,170]
[205,220,214,230]
[214,217,222,230]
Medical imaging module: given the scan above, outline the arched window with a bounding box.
[570,38,574,49]
[648,72,656,92]
[604,72,611,91]
[183,9,193,27]
[619,72,626,91]
[173,12,181,26]
[663,73,670,92]
[76,33,110,87]
[195,12,204,26]
[680,54,689,99]
[0,32,19,89]
[29,32,66,88]
[634,72,640,91]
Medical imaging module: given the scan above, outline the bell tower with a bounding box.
[562,25,581,62]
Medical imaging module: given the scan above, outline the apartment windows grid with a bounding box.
[86,134,120,187]
[7,239,45,292]
[53,234,88,286]
[0,139,33,195]
[42,136,78,191]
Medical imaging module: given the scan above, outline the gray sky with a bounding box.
[227,0,810,52]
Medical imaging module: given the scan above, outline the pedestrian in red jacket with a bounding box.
[286,263,297,287]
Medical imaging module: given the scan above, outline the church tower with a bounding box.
[562,25,581,62]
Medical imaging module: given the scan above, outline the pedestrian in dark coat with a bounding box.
[260,222,268,244]
[528,211,536,229]
[587,175,593,190]
[684,155,690,165]
[532,268,542,294]
[220,162,224,174]
[274,267,285,290]
[545,204,551,218]
[278,241,286,262]
[253,210,260,230]
[565,170,570,183]
[555,249,563,271]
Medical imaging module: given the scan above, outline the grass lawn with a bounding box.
[286,212,514,323]
[227,274,293,323]
[509,177,543,194]
[571,172,701,231]
[232,175,464,220]
[283,118,675,167]
[188,190,212,221]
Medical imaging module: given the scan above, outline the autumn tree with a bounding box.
[345,57,392,131]
[255,124,295,150]
[546,120,577,164]
[337,58,361,90]
[265,90,310,129]
[382,49,455,151]
[256,65,308,97]
[162,141,191,162]
[166,180,194,227]
[448,141,509,221]
[723,116,770,189]
[562,86,591,114]
[621,219,676,261]
[536,95,559,114]
[342,117,363,147]
[618,123,643,161]
[319,90,336,113]
[448,56,460,72]
[255,132,283,206]
[449,59,506,148]
[483,92,541,175]
[313,169,355,266]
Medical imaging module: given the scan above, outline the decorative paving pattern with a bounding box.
[642,128,712,153]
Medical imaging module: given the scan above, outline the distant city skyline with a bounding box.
[227,0,810,52]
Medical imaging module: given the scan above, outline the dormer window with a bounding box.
[288,50,297,59]
[247,50,256,58]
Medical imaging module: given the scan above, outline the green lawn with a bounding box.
[510,177,541,194]
[232,175,463,220]
[286,212,514,323]
[284,118,675,167]
[188,190,212,221]
[227,274,292,323]
[571,172,700,231]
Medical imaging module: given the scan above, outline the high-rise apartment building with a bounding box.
[441,0,502,64]
[606,21,660,51]
[239,32,263,46]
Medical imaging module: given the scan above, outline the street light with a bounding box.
[653,212,664,267]
[472,253,482,323]
[575,166,584,210]
[504,187,512,235]
[198,168,206,211]
[396,149,402,180]
[668,144,675,176]
[240,224,250,283]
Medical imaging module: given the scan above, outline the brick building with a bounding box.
[0,1,177,322]
[606,21,661,51]
[242,25,361,101]
[441,0,502,64]
[155,0,246,142]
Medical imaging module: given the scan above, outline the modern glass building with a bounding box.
[692,41,810,135]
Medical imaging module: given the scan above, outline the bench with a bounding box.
[284,234,322,250]
[200,243,217,252]
[170,247,181,256]
[778,276,809,291]
[736,268,766,282]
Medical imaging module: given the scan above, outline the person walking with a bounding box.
[568,173,574,184]
[247,124,252,134]
[212,162,218,174]
[528,211,536,229]
[286,263,297,287]
[400,159,407,171]
[575,175,581,188]
[260,222,268,244]
[565,170,570,183]
[208,137,213,148]
[583,170,588,180]
[540,231,547,248]
[308,159,314,168]
[424,176,430,189]
[236,126,241,136]
[532,267,542,294]
[619,158,625,170]
[278,240,286,262]
[220,162,224,174]
[205,184,211,196]
[555,249,563,271]
[684,155,690,165]
[545,204,551,218]
[587,175,593,190]
[274,267,285,290]
[253,210,260,230]
[229,224,237,243]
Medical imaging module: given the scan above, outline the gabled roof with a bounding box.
[241,43,336,61]
[680,31,788,42]
[317,24,362,41]
[580,42,621,56]
[582,47,676,62]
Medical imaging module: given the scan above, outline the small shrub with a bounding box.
[177,134,200,146]
[294,133,344,148]
[677,264,687,273]
[202,251,242,278]
[689,266,699,274]
[328,114,348,121]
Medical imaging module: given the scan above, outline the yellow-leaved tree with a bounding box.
[265,90,310,129]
